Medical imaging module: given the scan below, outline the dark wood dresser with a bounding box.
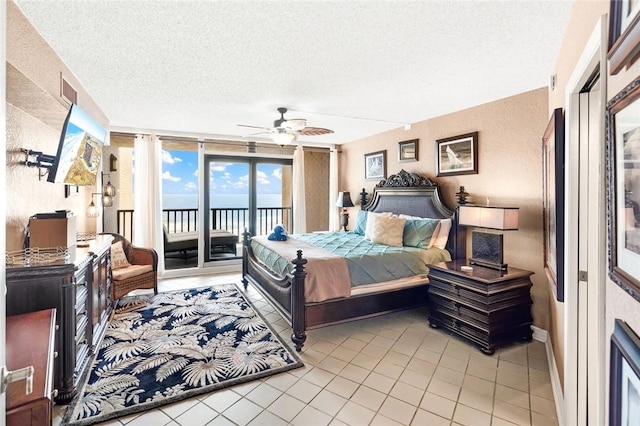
[6,235,113,403]
[6,309,57,426]
[427,260,533,354]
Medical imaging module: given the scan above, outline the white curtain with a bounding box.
[133,134,164,273]
[329,146,339,231]
[292,143,306,234]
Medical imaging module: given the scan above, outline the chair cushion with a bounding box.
[112,264,153,281]
[111,241,131,270]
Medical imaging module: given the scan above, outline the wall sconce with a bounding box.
[458,204,519,271]
[336,191,355,232]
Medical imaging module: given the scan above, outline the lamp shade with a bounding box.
[271,131,297,145]
[336,191,355,208]
[458,205,519,230]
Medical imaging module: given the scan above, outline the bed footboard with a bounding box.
[242,232,308,352]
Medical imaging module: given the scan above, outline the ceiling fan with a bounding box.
[238,107,334,144]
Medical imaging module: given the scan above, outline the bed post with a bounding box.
[360,188,368,209]
[291,250,308,352]
[242,229,251,289]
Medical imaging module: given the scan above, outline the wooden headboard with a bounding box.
[359,170,465,260]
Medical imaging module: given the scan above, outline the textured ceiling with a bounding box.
[14,0,574,145]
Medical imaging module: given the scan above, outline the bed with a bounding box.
[242,170,466,351]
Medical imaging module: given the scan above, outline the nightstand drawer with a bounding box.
[429,293,532,328]
[429,278,531,306]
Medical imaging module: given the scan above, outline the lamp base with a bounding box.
[339,211,350,232]
[469,258,508,271]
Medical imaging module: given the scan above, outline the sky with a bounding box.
[161,150,284,198]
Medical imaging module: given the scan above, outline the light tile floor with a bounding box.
[54,273,558,426]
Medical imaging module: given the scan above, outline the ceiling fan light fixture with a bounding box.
[271,131,297,145]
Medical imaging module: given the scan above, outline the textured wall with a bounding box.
[338,88,550,330]
[6,1,109,251]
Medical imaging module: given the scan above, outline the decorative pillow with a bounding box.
[403,218,441,248]
[354,210,368,235]
[369,215,406,247]
[111,241,131,270]
[364,212,393,240]
[429,218,452,250]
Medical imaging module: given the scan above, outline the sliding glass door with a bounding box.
[205,155,292,262]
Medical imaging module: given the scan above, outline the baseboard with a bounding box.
[532,325,565,426]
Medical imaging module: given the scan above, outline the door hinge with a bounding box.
[579,270,588,282]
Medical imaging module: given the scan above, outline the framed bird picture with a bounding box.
[436,132,479,176]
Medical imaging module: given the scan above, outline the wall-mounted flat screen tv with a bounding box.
[47,104,107,186]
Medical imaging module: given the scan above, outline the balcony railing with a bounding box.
[116,207,293,243]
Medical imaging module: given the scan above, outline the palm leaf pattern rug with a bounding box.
[63,284,303,425]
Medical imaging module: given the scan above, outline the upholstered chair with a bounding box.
[104,233,158,300]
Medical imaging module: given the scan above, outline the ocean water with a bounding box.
[163,194,287,209]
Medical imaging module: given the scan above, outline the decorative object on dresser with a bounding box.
[436,132,478,176]
[427,260,533,355]
[5,309,57,426]
[5,235,113,403]
[606,76,640,302]
[542,107,565,302]
[364,150,387,180]
[336,191,355,231]
[398,139,419,162]
[458,204,519,271]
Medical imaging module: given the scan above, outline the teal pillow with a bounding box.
[354,211,368,235]
[403,219,440,248]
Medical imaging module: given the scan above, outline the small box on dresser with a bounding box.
[427,260,533,355]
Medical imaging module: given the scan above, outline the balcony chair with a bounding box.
[105,233,158,300]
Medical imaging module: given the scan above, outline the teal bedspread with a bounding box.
[251,231,451,287]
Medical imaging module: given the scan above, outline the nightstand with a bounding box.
[427,260,533,355]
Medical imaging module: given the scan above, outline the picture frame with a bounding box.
[364,150,387,180]
[608,0,640,75]
[435,132,478,177]
[606,76,640,300]
[542,108,565,302]
[398,139,419,162]
[610,319,640,426]
[64,185,79,198]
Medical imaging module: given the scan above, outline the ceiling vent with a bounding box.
[60,73,77,104]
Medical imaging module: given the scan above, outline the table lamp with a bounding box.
[336,191,355,231]
[458,204,519,271]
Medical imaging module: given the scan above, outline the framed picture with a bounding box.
[398,139,419,162]
[435,132,478,176]
[607,76,640,300]
[610,319,640,426]
[542,108,565,302]
[609,0,640,74]
[364,150,387,180]
[64,185,79,198]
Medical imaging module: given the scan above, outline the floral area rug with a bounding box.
[63,284,303,425]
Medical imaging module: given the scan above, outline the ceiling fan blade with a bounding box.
[298,127,334,136]
[237,124,272,130]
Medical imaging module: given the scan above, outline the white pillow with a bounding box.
[111,241,131,270]
[364,212,392,240]
[429,218,452,250]
[369,215,406,247]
